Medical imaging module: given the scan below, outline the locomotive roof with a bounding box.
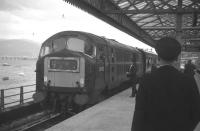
[105,38,140,53]
[43,30,141,53]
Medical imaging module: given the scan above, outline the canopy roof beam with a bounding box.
[64,0,200,51]
[103,9,200,14]
[64,0,155,47]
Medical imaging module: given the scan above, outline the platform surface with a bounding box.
[46,88,200,131]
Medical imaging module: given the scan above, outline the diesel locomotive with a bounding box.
[33,31,157,111]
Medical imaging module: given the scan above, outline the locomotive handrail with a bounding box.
[0,84,36,112]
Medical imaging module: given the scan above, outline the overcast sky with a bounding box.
[0,0,154,51]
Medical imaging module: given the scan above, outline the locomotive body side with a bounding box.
[104,39,141,89]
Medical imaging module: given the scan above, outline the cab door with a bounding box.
[95,44,107,89]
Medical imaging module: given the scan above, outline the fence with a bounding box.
[0,84,36,111]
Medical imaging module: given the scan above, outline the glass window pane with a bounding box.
[39,47,45,57]
[53,38,66,52]
[44,47,50,56]
[67,38,84,52]
[50,59,78,71]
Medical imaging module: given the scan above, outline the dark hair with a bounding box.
[155,37,181,61]
[188,60,192,63]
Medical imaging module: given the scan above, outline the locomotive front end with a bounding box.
[43,54,89,107]
[44,56,85,92]
[34,32,97,110]
[34,52,89,109]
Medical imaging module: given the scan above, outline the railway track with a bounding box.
[0,109,75,131]
[13,112,61,131]
[15,113,65,131]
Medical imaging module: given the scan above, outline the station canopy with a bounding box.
[64,0,200,52]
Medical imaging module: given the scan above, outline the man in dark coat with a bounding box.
[131,37,200,131]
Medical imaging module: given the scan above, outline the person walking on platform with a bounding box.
[127,63,138,97]
[151,63,157,73]
[184,60,196,77]
[131,37,200,131]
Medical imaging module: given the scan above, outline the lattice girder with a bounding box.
[64,0,200,51]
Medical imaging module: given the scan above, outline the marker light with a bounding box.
[44,75,47,85]
[80,78,84,87]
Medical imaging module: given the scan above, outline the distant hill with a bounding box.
[0,39,40,57]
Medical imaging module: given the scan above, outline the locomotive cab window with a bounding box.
[53,38,67,52]
[67,38,84,53]
[67,38,96,57]
[84,42,96,57]
[41,37,96,58]
[39,45,51,57]
[52,37,85,53]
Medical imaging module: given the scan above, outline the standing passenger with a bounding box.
[184,60,196,77]
[151,63,157,73]
[127,64,138,97]
[131,37,200,131]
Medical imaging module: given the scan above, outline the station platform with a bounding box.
[46,88,134,131]
[46,88,200,131]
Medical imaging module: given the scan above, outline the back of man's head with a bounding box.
[188,60,192,64]
[155,37,181,62]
